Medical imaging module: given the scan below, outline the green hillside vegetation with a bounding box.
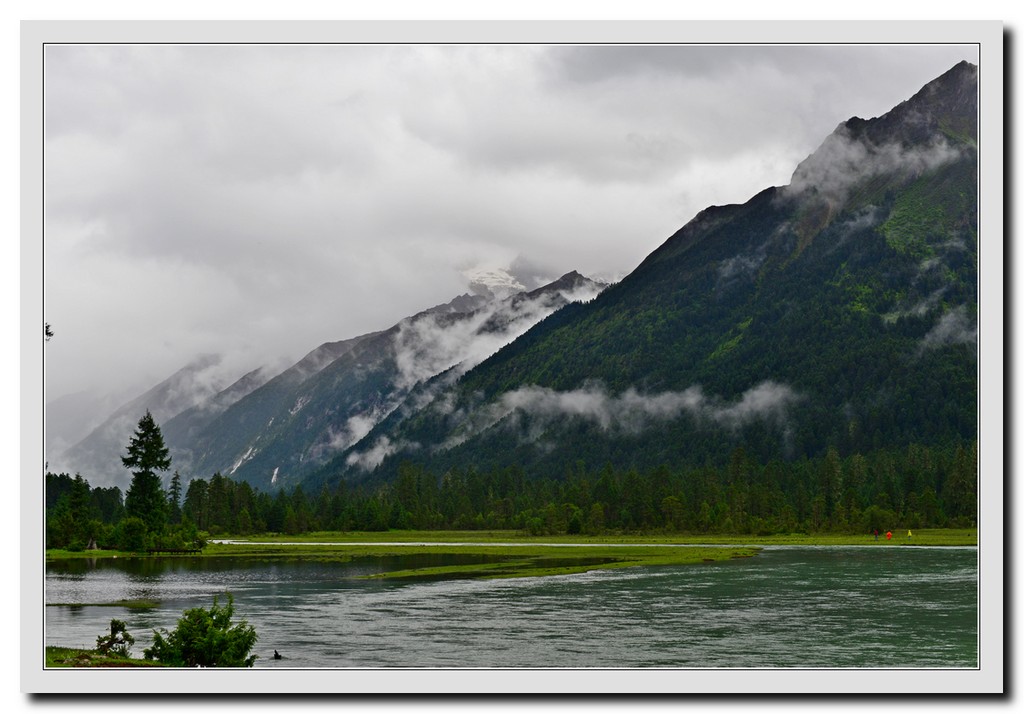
[331,166,975,485]
[879,159,976,258]
[48,439,975,550]
[311,65,978,490]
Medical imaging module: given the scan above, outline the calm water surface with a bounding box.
[45,546,977,668]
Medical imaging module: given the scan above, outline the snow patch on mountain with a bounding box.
[392,275,605,390]
[462,265,527,299]
[230,445,256,474]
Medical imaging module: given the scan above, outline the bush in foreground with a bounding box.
[95,618,135,658]
[143,593,258,667]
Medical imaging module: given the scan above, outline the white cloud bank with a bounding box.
[344,380,802,471]
[920,306,977,352]
[472,380,801,439]
[392,281,604,390]
[786,126,963,203]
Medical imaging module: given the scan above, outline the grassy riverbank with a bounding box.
[45,646,167,668]
[212,527,977,547]
[45,528,975,581]
[199,528,973,579]
[177,540,761,579]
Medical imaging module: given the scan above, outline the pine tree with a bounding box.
[944,441,977,526]
[183,477,209,530]
[122,410,171,534]
[167,471,183,525]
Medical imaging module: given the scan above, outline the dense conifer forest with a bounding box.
[46,438,976,550]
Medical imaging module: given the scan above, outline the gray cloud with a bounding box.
[392,279,604,390]
[786,126,963,202]
[547,45,967,90]
[920,306,978,352]
[718,248,767,282]
[345,436,419,472]
[342,379,801,471]
[43,43,978,413]
[443,380,801,450]
[303,279,606,464]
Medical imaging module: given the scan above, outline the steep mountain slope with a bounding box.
[160,365,274,471]
[169,271,604,491]
[321,61,978,487]
[46,389,131,460]
[54,355,261,486]
[165,330,386,484]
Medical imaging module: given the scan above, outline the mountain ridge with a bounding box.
[50,270,607,490]
[54,354,250,486]
[49,62,978,498]
[311,61,977,489]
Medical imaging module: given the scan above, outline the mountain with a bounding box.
[50,270,604,491]
[160,365,274,472]
[159,271,605,491]
[313,61,978,488]
[45,389,131,462]
[53,355,264,486]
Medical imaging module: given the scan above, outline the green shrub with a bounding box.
[96,619,135,658]
[143,594,258,667]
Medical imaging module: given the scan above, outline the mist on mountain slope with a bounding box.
[330,62,979,485]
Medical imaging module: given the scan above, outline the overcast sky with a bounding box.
[43,43,978,404]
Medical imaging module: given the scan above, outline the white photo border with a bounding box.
[21,19,1005,695]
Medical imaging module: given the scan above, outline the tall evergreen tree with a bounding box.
[167,471,184,525]
[944,441,977,525]
[122,410,171,534]
[183,478,209,530]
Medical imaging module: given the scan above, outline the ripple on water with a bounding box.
[45,547,977,668]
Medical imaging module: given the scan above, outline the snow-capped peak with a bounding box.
[462,266,527,300]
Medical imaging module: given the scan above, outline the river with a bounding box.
[45,545,977,668]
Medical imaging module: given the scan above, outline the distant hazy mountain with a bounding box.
[52,355,260,486]
[310,61,978,489]
[166,271,605,492]
[45,389,127,462]
[52,270,604,491]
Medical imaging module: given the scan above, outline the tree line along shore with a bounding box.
[47,411,976,554]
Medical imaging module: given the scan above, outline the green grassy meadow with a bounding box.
[46,528,975,581]
[214,527,975,546]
